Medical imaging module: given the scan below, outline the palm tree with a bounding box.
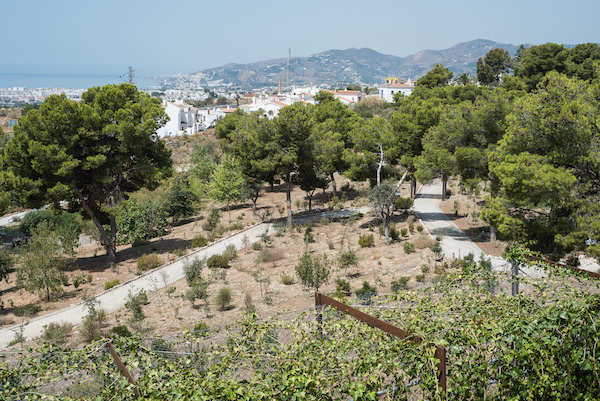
[456,73,473,86]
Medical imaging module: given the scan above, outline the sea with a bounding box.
[0,73,160,90]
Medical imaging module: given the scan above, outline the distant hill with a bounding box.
[161,39,522,88]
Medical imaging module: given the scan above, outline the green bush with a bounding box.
[252,242,263,251]
[394,197,414,211]
[117,199,168,244]
[137,253,163,272]
[193,322,209,337]
[416,224,424,232]
[379,224,399,240]
[355,281,377,304]
[400,228,409,237]
[391,277,410,292]
[339,249,358,269]
[280,272,296,285]
[334,278,352,297]
[358,233,375,248]
[207,254,230,269]
[415,274,425,282]
[12,303,41,317]
[421,264,430,274]
[226,222,244,231]
[431,241,443,258]
[104,279,120,291]
[40,322,73,346]
[125,289,148,323]
[403,241,415,254]
[192,234,209,248]
[303,226,315,244]
[110,325,132,338]
[215,287,232,310]
[223,244,238,261]
[408,222,415,233]
[203,208,221,232]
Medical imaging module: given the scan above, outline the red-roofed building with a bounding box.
[378,80,414,102]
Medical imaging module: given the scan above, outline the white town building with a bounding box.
[378,80,414,102]
[156,100,200,138]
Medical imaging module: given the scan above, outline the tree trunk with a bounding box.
[411,177,416,199]
[74,187,116,261]
[442,175,447,201]
[286,173,292,227]
[489,225,497,242]
[376,144,384,186]
[330,173,337,197]
[308,195,312,211]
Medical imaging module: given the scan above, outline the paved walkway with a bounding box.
[0,207,369,349]
[413,180,547,278]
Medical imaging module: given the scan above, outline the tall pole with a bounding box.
[511,260,519,296]
[287,48,291,91]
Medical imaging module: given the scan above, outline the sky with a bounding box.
[1,0,599,81]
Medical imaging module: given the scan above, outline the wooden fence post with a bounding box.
[106,341,141,398]
[314,292,447,392]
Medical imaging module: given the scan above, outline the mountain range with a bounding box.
[161,39,522,88]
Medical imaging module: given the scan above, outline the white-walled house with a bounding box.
[334,90,362,105]
[156,100,200,138]
[378,81,414,102]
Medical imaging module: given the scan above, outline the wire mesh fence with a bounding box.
[2,261,600,399]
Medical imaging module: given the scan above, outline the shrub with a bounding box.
[117,199,168,244]
[80,297,106,342]
[408,222,415,233]
[137,253,163,272]
[104,279,120,291]
[215,287,232,310]
[252,242,263,251]
[303,226,315,244]
[565,254,580,267]
[358,233,375,248]
[421,264,430,274]
[223,244,238,261]
[192,234,209,248]
[400,228,409,237]
[226,222,244,231]
[125,289,148,324]
[184,257,206,286]
[193,322,209,337]
[111,325,132,338]
[431,241,443,259]
[403,241,415,254]
[394,197,414,211]
[390,225,400,240]
[203,208,221,232]
[334,278,352,297]
[295,252,331,292]
[186,282,208,307]
[12,303,41,317]
[413,235,435,249]
[339,249,358,269]
[391,277,410,292]
[355,281,377,304]
[416,224,424,232]
[379,224,399,240]
[415,274,425,282]
[73,273,90,289]
[40,322,73,346]
[207,254,230,269]
[280,272,295,285]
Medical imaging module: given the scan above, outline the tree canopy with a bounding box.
[1,84,172,259]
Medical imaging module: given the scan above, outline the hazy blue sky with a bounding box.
[2,0,598,79]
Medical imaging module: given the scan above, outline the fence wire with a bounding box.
[2,265,599,399]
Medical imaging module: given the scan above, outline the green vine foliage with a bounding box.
[2,254,600,399]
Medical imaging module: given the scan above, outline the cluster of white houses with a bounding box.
[156,80,415,138]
